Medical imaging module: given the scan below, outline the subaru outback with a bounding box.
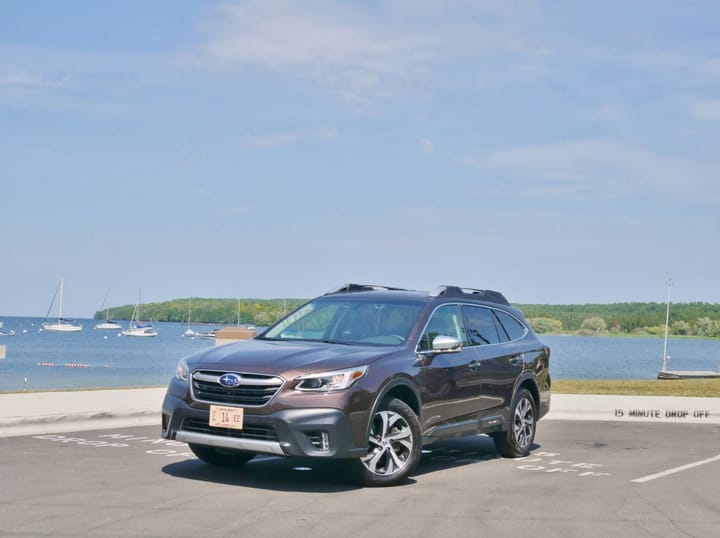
[161,284,551,486]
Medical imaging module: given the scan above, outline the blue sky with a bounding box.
[2,0,719,317]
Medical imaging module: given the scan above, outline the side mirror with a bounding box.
[431,335,463,353]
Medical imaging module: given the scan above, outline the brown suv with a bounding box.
[161,284,551,486]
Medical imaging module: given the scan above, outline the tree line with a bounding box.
[97,298,307,327]
[96,298,720,337]
[519,302,720,337]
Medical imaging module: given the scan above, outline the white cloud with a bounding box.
[239,132,301,148]
[419,138,435,155]
[185,0,540,102]
[312,127,338,140]
[0,71,67,88]
[240,127,339,148]
[462,140,720,203]
[701,58,720,78]
[689,99,720,122]
[587,104,624,122]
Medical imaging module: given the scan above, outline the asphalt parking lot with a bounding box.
[2,420,718,537]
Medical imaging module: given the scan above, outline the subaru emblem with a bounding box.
[219,373,241,387]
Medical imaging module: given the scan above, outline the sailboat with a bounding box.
[42,279,83,332]
[95,289,122,330]
[183,299,215,338]
[121,289,158,337]
[657,279,720,379]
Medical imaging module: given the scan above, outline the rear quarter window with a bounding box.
[494,310,527,340]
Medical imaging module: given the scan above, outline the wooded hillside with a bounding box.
[96,298,720,337]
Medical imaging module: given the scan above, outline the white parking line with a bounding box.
[632,454,720,483]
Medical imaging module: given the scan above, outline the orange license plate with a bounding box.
[209,405,244,430]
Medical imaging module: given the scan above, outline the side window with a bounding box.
[462,305,503,345]
[418,304,468,351]
[494,310,527,341]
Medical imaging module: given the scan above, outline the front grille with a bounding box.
[191,370,284,407]
[181,417,279,441]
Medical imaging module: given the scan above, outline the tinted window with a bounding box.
[418,304,468,351]
[462,305,503,345]
[495,310,527,341]
[263,298,422,346]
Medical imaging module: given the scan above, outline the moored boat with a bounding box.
[95,289,123,330]
[42,279,83,333]
[121,289,158,337]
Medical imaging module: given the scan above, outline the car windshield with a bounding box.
[261,298,422,346]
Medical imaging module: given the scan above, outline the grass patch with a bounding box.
[554,379,720,397]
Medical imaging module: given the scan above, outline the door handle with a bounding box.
[468,360,481,371]
[509,355,523,366]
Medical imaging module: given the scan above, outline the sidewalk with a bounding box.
[0,388,166,438]
[1,388,719,438]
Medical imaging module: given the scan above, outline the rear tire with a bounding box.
[492,388,536,458]
[188,444,256,466]
[351,398,422,487]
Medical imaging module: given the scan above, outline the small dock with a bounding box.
[658,370,720,380]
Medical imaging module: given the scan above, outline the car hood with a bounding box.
[185,338,400,377]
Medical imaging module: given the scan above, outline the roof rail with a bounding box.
[429,285,510,305]
[324,283,409,295]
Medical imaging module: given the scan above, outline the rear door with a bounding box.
[461,305,523,413]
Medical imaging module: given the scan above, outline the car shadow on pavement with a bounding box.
[162,456,366,492]
[162,435,542,490]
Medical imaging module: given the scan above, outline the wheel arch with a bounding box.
[363,377,422,439]
[516,374,540,411]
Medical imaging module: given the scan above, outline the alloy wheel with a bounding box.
[361,410,414,476]
[513,396,535,449]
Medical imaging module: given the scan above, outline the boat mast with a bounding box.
[661,278,672,372]
[101,289,110,320]
[45,280,61,320]
[58,278,64,321]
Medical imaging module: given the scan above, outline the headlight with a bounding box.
[294,365,368,392]
[175,357,190,382]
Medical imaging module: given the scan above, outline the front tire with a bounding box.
[352,398,422,487]
[188,444,256,466]
[492,388,536,458]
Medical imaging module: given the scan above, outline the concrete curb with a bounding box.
[545,393,720,424]
[0,388,165,438]
[1,389,719,438]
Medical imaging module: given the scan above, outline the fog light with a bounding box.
[306,431,330,451]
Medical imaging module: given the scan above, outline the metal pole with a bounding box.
[662,278,672,372]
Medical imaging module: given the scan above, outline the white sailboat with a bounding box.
[183,299,215,338]
[95,289,122,330]
[121,289,158,337]
[657,279,720,379]
[0,321,15,336]
[42,279,83,333]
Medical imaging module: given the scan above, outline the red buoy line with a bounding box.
[36,362,92,368]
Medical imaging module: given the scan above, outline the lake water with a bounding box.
[1,317,719,392]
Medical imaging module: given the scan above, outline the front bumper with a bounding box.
[161,391,367,459]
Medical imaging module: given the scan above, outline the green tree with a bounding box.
[671,320,692,336]
[579,316,607,335]
[528,317,564,334]
[695,317,720,338]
